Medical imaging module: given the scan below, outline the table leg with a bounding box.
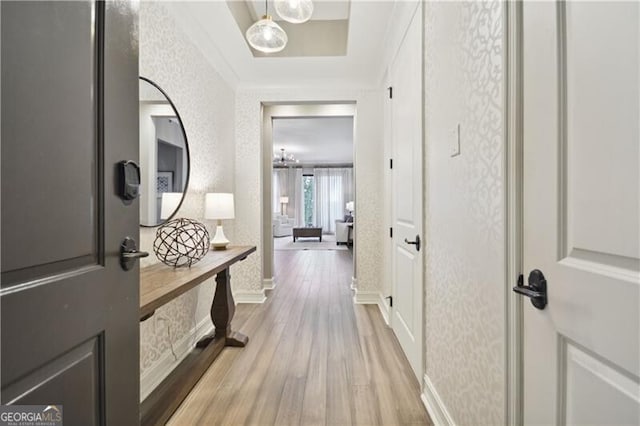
[196,267,248,348]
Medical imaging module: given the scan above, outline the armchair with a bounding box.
[273,214,294,237]
[335,215,353,245]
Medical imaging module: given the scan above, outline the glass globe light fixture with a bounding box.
[245,15,288,53]
[275,0,313,23]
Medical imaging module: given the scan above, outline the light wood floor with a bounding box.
[168,250,431,425]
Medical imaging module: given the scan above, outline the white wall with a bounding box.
[422,1,506,424]
[233,88,384,300]
[138,2,236,400]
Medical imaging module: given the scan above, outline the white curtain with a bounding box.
[341,168,354,211]
[273,168,305,224]
[272,169,289,215]
[313,168,353,234]
[293,168,304,226]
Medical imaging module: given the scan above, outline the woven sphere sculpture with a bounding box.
[153,218,210,268]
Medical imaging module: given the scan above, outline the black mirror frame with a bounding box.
[139,76,191,228]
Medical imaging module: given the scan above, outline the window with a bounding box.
[303,175,314,226]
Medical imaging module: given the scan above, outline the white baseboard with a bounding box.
[234,289,267,304]
[263,277,275,290]
[140,316,214,401]
[422,374,456,426]
[377,293,390,325]
[353,289,379,304]
[353,290,390,326]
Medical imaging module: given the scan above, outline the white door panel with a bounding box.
[564,2,639,261]
[521,2,639,424]
[390,3,423,382]
[565,343,639,425]
[395,246,415,332]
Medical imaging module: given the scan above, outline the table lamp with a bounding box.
[204,193,235,250]
[345,201,354,214]
[279,196,289,216]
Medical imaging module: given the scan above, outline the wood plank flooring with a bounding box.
[168,250,431,425]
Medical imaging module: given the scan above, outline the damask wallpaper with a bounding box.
[138,2,236,399]
[423,1,506,424]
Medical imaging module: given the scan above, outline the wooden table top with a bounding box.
[139,245,256,320]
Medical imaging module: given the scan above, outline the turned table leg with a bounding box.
[197,267,248,348]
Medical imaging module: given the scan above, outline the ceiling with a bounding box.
[164,0,399,88]
[272,117,354,165]
[246,0,350,21]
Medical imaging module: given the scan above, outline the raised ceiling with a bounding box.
[228,0,350,58]
[273,117,354,165]
[246,0,350,21]
[163,0,399,88]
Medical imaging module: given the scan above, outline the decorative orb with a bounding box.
[153,218,210,268]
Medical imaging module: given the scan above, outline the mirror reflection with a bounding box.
[139,77,189,227]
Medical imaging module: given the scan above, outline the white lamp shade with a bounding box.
[280,196,289,204]
[345,201,354,212]
[205,193,235,220]
[275,0,314,23]
[245,15,287,53]
[160,192,183,219]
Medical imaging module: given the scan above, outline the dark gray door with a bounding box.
[1,2,140,425]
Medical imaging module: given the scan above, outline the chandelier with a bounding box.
[274,148,299,166]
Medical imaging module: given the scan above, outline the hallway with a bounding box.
[168,250,431,425]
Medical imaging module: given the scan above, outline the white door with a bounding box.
[390,4,423,382]
[521,2,639,424]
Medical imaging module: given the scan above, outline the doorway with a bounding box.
[262,104,356,291]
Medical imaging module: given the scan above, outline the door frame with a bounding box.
[505,1,524,425]
[261,103,358,290]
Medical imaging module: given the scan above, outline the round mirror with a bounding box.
[139,77,190,227]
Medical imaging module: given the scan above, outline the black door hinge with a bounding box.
[389,158,393,169]
[389,227,393,238]
[388,86,393,99]
[386,295,393,307]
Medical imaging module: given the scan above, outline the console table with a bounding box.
[139,245,256,426]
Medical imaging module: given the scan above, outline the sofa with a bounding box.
[273,214,294,237]
[335,215,353,245]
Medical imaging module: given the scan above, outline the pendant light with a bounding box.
[246,0,288,53]
[274,0,314,24]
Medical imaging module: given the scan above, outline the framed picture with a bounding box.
[157,171,173,193]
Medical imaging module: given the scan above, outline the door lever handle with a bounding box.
[404,235,421,251]
[120,237,148,271]
[121,251,149,259]
[512,286,545,299]
[513,269,547,310]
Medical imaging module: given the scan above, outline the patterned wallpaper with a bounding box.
[423,1,505,424]
[138,1,236,396]
[233,89,384,295]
